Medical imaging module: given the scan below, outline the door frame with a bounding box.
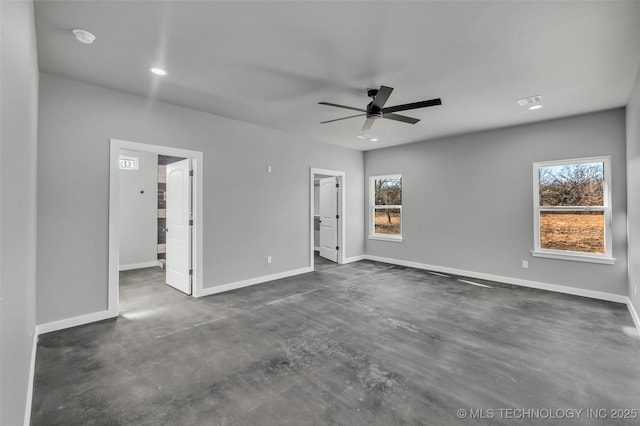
[309,168,346,268]
[108,139,204,316]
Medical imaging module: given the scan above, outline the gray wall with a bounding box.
[627,70,640,315]
[37,73,364,324]
[0,0,39,424]
[119,150,158,268]
[365,109,628,296]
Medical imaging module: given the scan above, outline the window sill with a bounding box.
[531,250,616,265]
[369,235,404,243]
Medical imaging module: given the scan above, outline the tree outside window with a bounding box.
[370,175,402,240]
[533,157,614,263]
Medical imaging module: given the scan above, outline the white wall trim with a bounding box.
[36,309,118,335]
[364,255,627,304]
[627,298,640,330]
[23,331,38,426]
[310,168,346,269]
[119,260,163,271]
[343,255,366,264]
[196,267,313,298]
[531,250,616,265]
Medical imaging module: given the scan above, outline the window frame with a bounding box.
[119,155,139,170]
[369,174,403,242]
[532,156,615,264]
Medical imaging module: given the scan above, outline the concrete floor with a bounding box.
[32,257,640,425]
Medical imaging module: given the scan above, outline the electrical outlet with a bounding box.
[267,256,272,264]
[522,260,529,269]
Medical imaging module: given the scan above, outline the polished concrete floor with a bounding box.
[32,256,640,425]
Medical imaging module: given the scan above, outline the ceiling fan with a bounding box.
[319,85,442,131]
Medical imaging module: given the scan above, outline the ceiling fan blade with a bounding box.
[320,113,366,124]
[362,118,376,131]
[372,85,394,109]
[318,102,367,113]
[382,98,442,114]
[383,113,420,125]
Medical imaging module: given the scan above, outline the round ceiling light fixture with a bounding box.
[150,67,167,76]
[72,29,96,44]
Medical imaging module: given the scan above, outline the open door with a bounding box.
[166,158,192,294]
[319,177,339,262]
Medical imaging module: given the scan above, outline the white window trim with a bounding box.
[532,156,615,264]
[369,174,403,242]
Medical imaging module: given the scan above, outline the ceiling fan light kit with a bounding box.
[319,85,442,131]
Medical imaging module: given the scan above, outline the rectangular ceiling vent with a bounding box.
[517,95,542,106]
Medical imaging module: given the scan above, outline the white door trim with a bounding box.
[109,139,204,318]
[310,168,346,268]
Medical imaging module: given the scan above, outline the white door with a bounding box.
[166,158,192,294]
[319,177,339,262]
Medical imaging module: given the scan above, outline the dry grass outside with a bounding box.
[374,210,603,252]
[374,210,401,235]
[540,211,604,253]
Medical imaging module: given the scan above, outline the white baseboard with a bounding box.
[365,255,627,304]
[38,256,635,332]
[343,255,366,264]
[314,246,320,252]
[119,260,162,271]
[36,309,118,335]
[196,267,313,298]
[627,298,640,330]
[24,331,38,426]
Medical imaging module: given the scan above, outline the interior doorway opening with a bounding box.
[116,150,191,299]
[310,168,346,270]
[108,139,204,317]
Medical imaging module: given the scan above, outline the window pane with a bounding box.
[119,156,138,170]
[374,208,401,235]
[538,162,603,206]
[540,211,604,253]
[374,177,402,206]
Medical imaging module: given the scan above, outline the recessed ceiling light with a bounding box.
[150,67,167,76]
[529,105,543,110]
[72,29,96,44]
[370,138,379,142]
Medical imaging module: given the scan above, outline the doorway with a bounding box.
[108,139,204,317]
[309,168,346,269]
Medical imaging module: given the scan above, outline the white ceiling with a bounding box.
[34,1,640,151]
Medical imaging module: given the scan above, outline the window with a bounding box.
[119,155,139,170]
[369,174,403,241]
[532,157,614,264]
